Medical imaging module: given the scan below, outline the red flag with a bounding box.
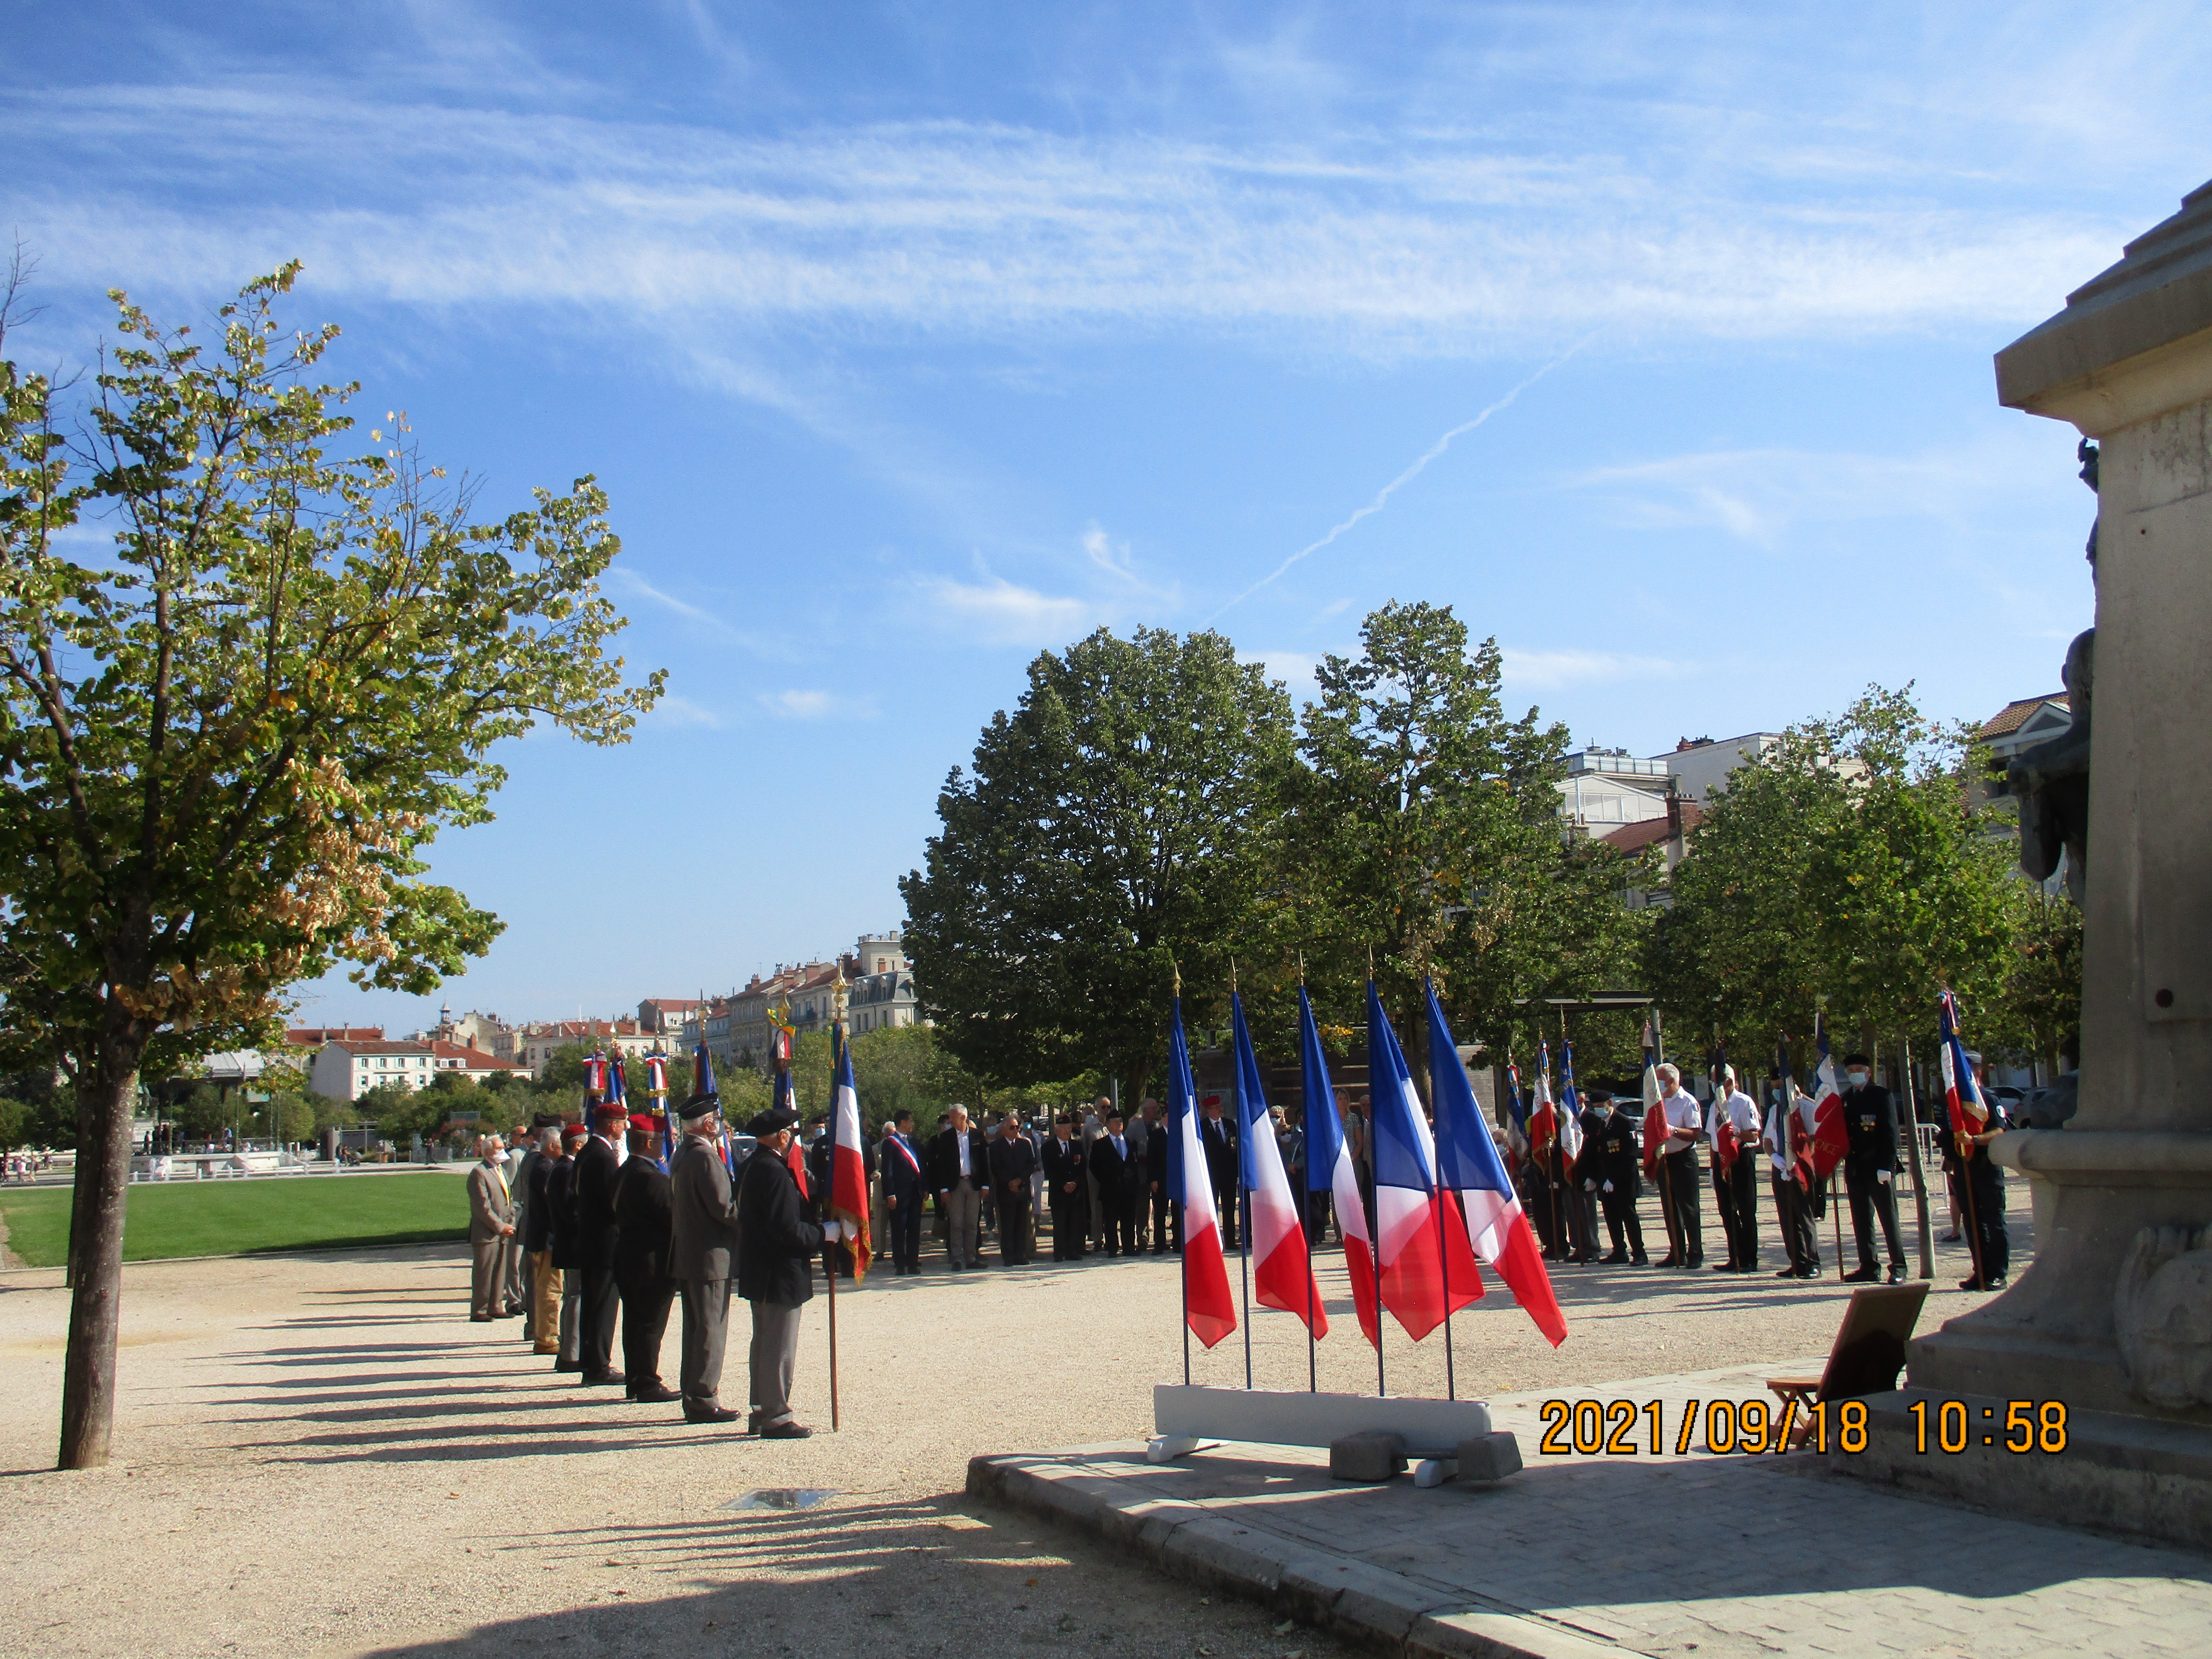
[786,1136,809,1200]
[1715,1118,1741,1172]
[830,1036,872,1279]
[1642,1100,1667,1179]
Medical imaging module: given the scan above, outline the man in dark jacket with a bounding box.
[669,1094,744,1424]
[737,1104,834,1438]
[546,1123,587,1370]
[1567,1088,1613,1266]
[881,1111,927,1275]
[1042,1114,1088,1261]
[612,1112,680,1403]
[987,1113,1037,1266]
[1142,1099,1176,1253]
[523,1121,564,1356]
[1199,1095,1239,1249]
[1089,1109,1140,1257]
[1840,1053,1908,1284]
[1590,1089,1647,1266]
[571,1099,628,1387]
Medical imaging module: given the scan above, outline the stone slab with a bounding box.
[1156,1382,1493,1455]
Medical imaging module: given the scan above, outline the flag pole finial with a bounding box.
[1170,955,1181,999]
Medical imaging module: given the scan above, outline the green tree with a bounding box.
[0,266,659,1467]
[900,626,1294,1096]
[1284,601,1644,1082]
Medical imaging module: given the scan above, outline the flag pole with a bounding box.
[1367,952,1384,1399]
[1174,965,1191,1388]
[1299,955,1317,1395]
[1898,1038,1935,1280]
[826,991,844,1432]
[1234,966,1253,1392]
[1944,994,1989,1290]
[1434,976,1456,1401]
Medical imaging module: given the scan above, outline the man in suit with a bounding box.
[466,1134,517,1321]
[546,1123,587,1368]
[1839,1053,1908,1284]
[1042,1113,1088,1261]
[571,1100,628,1387]
[1141,1098,1176,1253]
[1566,1088,1611,1266]
[1089,1109,1141,1257]
[737,1103,837,1438]
[523,1121,564,1355]
[504,1120,536,1324]
[930,1104,988,1271]
[613,1112,681,1403]
[881,1110,927,1275]
[1199,1095,1238,1249]
[988,1112,1037,1266]
[1589,1089,1647,1266]
[668,1092,744,1423]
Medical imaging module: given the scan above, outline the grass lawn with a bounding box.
[0,1172,470,1267]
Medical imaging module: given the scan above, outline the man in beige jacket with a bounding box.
[467,1134,517,1322]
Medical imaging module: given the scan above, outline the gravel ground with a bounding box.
[0,1199,2023,1659]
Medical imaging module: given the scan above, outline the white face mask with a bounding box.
[1846,1070,1869,1088]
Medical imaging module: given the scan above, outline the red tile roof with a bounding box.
[1980,693,2069,739]
[1601,802,1705,854]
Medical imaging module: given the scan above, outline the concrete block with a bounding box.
[1158,1384,1492,1455]
[1331,1429,1406,1482]
[1162,1516,1286,1595]
[1408,1607,1632,1659]
[1413,1457,1452,1488]
[1454,1430,1524,1484]
[1146,1434,1204,1463]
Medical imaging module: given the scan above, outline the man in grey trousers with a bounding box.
[668,1093,744,1425]
[466,1134,517,1322]
[736,1101,835,1439]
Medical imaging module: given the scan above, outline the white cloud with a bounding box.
[1502,648,1681,691]
[647,692,724,730]
[1,88,2138,360]
[916,574,1096,647]
[1243,648,1322,705]
[760,688,877,721]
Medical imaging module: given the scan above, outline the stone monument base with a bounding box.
[1831,1388,2212,1551]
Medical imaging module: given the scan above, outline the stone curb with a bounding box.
[968,1449,1644,1659]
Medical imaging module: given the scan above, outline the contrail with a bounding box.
[1206,340,1591,623]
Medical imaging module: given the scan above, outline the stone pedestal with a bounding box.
[1851,181,2212,1548]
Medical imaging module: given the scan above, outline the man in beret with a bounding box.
[669,1093,744,1422]
[737,1103,837,1438]
[613,1111,681,1403]
[571,1099,629,1387]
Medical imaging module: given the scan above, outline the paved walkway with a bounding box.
[973,1363,2212,1659]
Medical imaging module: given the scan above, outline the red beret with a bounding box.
[628,1113,659,1134]
[561,1123,588,1146]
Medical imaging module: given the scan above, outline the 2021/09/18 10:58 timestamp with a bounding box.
[1534,1398,2071,1456]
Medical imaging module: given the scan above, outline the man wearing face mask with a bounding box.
[1839,1053,1907,1285]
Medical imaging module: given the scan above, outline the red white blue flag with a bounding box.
[1939,991,1988,1152]
[1231,992,1325,1337]
[1170,998,1237,1348]
[1367,981,1483,1343]
[1428,981,1565,1347]
[1301,988,1377,1348]
[830,1033,872,1279]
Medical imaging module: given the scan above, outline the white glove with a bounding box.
[1602,1181,1614,1194]
[821,1220,845,1242]
[1583,1179,1596,1192]
[1876,1169,1892,1185]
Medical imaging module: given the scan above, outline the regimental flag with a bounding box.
[1557,1040,1584,1162]
[1301,988,1379,1349]
[1641,1020,1666,1181]
[830,1032,872,1279]
[606,1051,628,1108]
[644,1053,669,1097]
[692,1042,716,1103]
[775,1066,807,1197]
[1170,999,1237,1348]
[1231,993,1325,1337]
[1503,1057,1529,1162]
[1366,981,1483,1343]
[1528,1045,1559,1162]
[1939,991,1989,1156]
[1428,983,1565,1346]
[1804,1014,1849,1184]
[1767,1039,1798,1179]
[584,1051,609,1097]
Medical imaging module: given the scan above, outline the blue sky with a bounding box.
[7,3,2203,1035]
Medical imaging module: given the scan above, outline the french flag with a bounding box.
[1502,1057,1528,1163]
[1367,981,1483,1343]
[1427,982,1567,1347]
[1170,1000,1237,1349]
[1231,993,1325,1337]
[1528,1043,1558,1161]
[1802,1014,1849,1185]
[830,1033,872,1279]
[1939,991,1989,1148]
[1301,988,1379,1349]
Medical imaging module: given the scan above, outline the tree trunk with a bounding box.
[59,1064,136,1470]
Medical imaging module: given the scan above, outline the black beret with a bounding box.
[677,1093,721,1121]
[747,1105,800,1136]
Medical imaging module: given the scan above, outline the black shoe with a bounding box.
[554,1358,584,1372]
[1939,1231,1962,1243]
[1600,1252,1628,1264]
[684,1404,740,1424]
[1794,1267,1821,1279]
[1710,1263,1735,1272]
[1886,1266,1906,1285]
[628,1382,681,1403]
[1774,1267,1800,1278]
[1959,1275,2006,1291]
[1842,1267,1879,1283]
[581,1370,627,1387]
[469,1314,495,1322]
[761,1420,812,1440]
[1629,1255,1649,1266]
[1657,1255,1680,1268]
[1685,1257,1703,1269]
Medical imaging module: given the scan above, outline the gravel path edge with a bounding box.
[966,1447,1647,1659]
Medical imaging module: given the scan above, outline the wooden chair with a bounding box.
[1768,1281,1930,1446]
